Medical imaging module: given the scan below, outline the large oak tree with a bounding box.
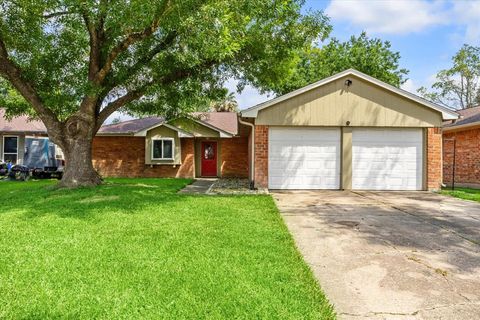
[0,0,330,187]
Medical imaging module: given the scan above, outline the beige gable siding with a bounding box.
[145,126,182,165]
[256,75,443,127]
[170,118,220,137]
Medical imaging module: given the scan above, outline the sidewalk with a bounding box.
[178,179,217,194]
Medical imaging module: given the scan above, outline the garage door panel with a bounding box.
[268,128,340,189]
[306,160,338,169]
[352,129,423,191]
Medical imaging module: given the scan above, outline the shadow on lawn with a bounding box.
[0,179,194,220]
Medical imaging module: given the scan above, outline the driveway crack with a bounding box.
[340,301,480,318]
[351,191,479,246]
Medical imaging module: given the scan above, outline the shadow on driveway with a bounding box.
[274,191,480,319]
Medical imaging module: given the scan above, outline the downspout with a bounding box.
[238,116,255,189]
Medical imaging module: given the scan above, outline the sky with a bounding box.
[230,0,480,109]
[110,0,480,122]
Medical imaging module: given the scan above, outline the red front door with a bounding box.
[201,141,217,177]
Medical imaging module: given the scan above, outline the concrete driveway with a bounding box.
[273,191,480,319]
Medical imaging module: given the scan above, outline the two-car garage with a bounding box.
[242,69,458,191]
[268,127,423,190]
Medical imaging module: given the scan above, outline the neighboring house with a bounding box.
[1,69,459,191]
[0,110,62,168]
[241,69,457,191]
[443,105,480,188]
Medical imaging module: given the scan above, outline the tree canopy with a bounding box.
[268,32,409,95]
[210,90,238,112]
[0,0,330,187]
[418,44,480,110]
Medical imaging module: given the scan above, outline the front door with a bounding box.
[201,141,217,177]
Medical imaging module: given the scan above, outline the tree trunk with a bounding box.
[57,136,102,188]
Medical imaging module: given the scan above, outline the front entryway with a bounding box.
[201,141,217,177]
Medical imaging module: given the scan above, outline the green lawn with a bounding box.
[441,187,480,203]
[0,178,334,319]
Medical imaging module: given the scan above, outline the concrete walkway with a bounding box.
[273,191,480,320]
[178,179,216,194]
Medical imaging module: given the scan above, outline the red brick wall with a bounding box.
[254,125,268,188]
[220,137,249,178]
[443,127,480,185]
[92,136,194,178]
[427,127,442,190]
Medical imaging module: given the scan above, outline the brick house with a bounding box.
[2,69,459,190]
[240,69,457,191]
[443,106,480,188]
[93,112,250,179]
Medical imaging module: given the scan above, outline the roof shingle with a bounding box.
[1,109,239,135]
[444,105,480,128]
[0,109,46,133]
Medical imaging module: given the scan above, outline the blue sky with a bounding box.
[230,0,480,110]
[110,0,480,122]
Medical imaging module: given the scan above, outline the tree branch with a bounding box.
[0,34,60,130]
[96,59,217,127]
[42,11,72,19]
[94,0,173,84]
[96,88,146,127]
[102,31,177,92]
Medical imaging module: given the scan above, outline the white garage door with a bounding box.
[352,129,423,190]
[268,127,341,189]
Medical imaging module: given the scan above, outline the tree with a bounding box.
[418,45,480,110]
[0,0,330,187]
[210,90,238,112]
[110,117,121,125]
[270,32,409,95]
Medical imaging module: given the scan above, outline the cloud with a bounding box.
[451,1,480,43]
[400,79,417,94]
[325,0,480,43]
[325,0,447,35]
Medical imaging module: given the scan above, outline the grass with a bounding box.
[441,187,480,203]
[0,178,335,319]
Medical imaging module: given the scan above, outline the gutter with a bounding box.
[443,121,480,132]
[238,117,255,189]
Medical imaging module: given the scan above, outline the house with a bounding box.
[0,110,62,169]
[2,69,458,190]
[93,113,250,179]
[443,105,480,188]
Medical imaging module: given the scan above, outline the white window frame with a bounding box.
[3,135,19,164]
[151,138,175,160]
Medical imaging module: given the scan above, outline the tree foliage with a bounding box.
[210,90,238,112]
[0,0,330,186]
[270,32,409,95]
[418,44,480,110]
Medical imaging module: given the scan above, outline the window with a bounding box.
[152,139,174,160]
[3,136,18,164]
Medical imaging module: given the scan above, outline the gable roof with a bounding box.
[98,117,163,135]
[444,105,480,131]
[97,112,238,136]
[0,109,47,133]
[192,112,238,135]
[240,69,459,121]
